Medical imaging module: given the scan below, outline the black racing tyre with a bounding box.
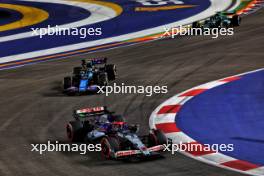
[192,21,200,28]
[99,73,108,86]
[155,129,167,145]
[148,132,158,147]
[231,15,241,26]
[148,129,167,146]
[73,67,82,75]
[72,76,80,87]
[66,121,84,142]
[105,64,117,81]
[100,136,120,159]
[63,76,72,90]
[92,73,99,84]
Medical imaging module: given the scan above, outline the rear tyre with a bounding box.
[66,121,84,142]
[73,67,82,75]
[192,21,199,28]
[106,64,117,80]
[63,76,72,90]
[231,15,241,26]
[101,136,120,159]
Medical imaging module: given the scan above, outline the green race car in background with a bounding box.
[192,11,241,28]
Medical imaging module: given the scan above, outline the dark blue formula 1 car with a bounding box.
[63,58,117,95]
[66,106,168,160]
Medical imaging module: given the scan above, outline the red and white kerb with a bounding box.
[149,69,264,176]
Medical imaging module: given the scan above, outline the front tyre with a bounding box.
[100,136,120,159]
[192,21,200,28]
[231,15,241,27]
[106,64,117,81]
[148,129,167,146]
[99,73,108,86]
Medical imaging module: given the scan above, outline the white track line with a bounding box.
[0,0,118,43]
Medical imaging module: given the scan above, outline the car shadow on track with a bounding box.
[41,81,98,97]
[74,154,165,167]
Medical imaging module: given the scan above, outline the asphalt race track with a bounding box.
[0,9,263,176]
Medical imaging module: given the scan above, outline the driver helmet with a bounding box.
[98,114,109,123]
[111,121,127,132]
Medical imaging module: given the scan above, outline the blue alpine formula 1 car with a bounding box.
[63,58,117,95]
[66,106,168,160]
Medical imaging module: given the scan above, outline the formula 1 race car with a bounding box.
[192,12,241,28]
[63,58,117,95]
[66,106,168,160]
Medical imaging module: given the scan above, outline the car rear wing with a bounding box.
[91,58,107,65]
[73,106,109,119]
